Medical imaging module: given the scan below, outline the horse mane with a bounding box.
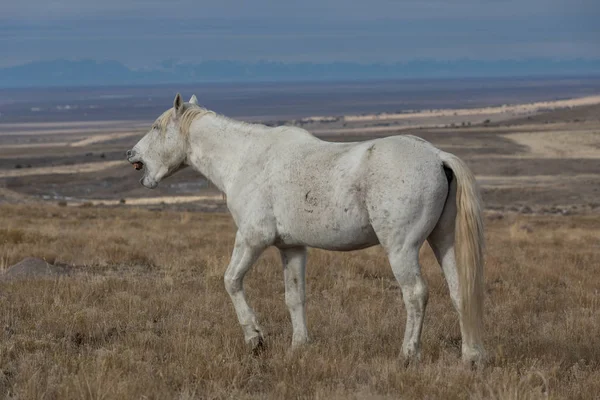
[154,102,280,139]
[155,104,214,136]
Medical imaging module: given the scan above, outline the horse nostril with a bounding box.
[126,150,133,158]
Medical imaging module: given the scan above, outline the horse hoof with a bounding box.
[291,337,310,348]
[402,354,421,368]
[248,336,265,355]
[463,358,486,371]
[462,350,486,370]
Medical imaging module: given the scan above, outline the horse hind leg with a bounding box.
[372,197,441,364]
[427,204,485,364]
[387,242,429,363]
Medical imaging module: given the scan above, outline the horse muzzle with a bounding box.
[126,149,144,170]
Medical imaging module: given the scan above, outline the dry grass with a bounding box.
[0,204,599,399]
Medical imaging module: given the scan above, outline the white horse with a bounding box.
[126,93,485,364]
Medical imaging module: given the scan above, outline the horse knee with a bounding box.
[417,280,429,304]
[224,274,242,295]
[412,280,429,307]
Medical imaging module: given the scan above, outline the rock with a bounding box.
[2,257,71,281]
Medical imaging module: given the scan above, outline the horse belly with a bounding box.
[306,224,379,251]
[275,206,379,251]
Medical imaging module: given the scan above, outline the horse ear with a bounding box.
[173,93,184,116]
[189,95,198,105]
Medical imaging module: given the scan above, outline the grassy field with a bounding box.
[1,204,599,399]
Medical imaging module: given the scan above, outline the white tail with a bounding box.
[440,153,485,356]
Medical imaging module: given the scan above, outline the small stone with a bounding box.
[2,257,71,281]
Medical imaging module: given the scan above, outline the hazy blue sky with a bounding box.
[1,0,598,68]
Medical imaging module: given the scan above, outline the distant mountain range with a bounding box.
[1,59,599,88]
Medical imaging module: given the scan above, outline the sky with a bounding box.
[0,0,599,68]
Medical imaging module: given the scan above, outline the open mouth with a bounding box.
[133,161,144,170]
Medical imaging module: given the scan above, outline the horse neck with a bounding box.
[186,114,265,194]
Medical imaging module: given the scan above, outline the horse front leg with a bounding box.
[223,231,266,352]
